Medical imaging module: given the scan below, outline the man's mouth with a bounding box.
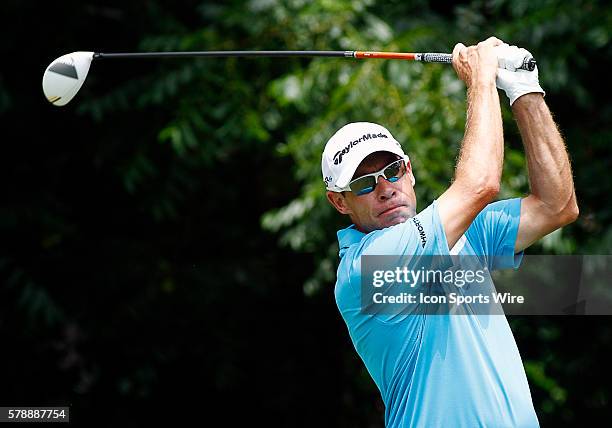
[378,205,405,217]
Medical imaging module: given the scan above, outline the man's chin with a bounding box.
[379,210,411,228]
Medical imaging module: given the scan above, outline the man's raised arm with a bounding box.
[512,94,579,252]
[437,37,505,249]
[493,44,579,252]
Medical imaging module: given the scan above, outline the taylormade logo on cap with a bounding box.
[333,132,389,165]
[321,122,408,192]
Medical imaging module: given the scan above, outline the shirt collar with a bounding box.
[337,224,366,258]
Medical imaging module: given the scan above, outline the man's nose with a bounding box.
[376,176,396,201]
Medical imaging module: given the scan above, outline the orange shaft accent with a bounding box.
[354,51,417,60]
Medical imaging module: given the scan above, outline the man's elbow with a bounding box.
[554,198,579,227]
[476,180,500,203]
[454,174,500,205]
[559,202,579,226]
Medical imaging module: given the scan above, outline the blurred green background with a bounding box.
[1,0,611,426]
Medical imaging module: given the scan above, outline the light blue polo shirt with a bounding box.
[334,198,540,427]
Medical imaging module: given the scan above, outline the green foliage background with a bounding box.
[1,0,611,426]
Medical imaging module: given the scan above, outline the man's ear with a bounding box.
[406,160,416,186]
[326,191,352,215]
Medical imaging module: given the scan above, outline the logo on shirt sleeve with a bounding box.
[412,216,427,248]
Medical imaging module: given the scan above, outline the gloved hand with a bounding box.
[495,44,545,106]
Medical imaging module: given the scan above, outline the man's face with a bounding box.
[327,151,417,233]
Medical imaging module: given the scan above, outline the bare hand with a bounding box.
[452,36,504,88]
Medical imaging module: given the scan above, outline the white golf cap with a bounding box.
[321,122,408,192]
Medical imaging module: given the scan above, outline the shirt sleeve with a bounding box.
[464,198,524,270]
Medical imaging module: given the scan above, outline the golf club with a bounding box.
[42,50,537,106]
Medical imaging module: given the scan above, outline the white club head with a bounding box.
[42,51,94,106]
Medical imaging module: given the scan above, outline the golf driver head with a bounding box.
[42,51,94,106]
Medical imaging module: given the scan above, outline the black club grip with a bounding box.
[421,53,536,71]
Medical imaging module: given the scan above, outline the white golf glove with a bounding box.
[495,44,545,106]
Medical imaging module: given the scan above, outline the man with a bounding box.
[322,37,578,427]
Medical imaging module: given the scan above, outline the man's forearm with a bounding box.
[513,94,578,217]
[455,82,504,192]
[437,37,506,249]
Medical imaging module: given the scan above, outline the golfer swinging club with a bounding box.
[322,36,578,427]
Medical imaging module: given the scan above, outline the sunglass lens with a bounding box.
[351,177,376,195]
[384,162,402,179]
[356,187,374,196]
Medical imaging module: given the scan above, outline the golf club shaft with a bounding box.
[92,51,537,71]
